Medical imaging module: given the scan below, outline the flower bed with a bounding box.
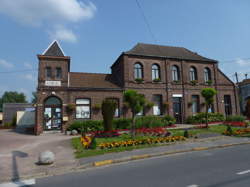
[92,130,121,138]
[223,128,250,136]
[98,136,186,149]
[80,136,92,148]
[223,121,246,127]
[135,127,170,137]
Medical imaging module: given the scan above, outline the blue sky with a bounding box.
[0,0,250,101]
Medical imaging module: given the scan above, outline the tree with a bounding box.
[101,99,117,131]
[0,91,27,112]
[201,88,217,128]
[123,90,146,138]
[31,92,37,104]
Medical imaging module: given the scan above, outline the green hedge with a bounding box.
[185,112,225,124]
[225,115,246,122]
[68,115,176,132]
[67,120,103,132]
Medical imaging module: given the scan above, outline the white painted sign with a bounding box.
[172,94,183,97]
[45,81,61,87]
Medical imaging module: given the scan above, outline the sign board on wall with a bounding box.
[172,94,183,97]
[45,81,61,87]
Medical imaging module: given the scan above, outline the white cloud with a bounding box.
[0,59,14,68]
[0,0,97,42]
[235,58,250,67]
[0,0,96,26]
[49,26,77,43]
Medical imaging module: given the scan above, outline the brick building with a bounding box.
[35,41,239,135]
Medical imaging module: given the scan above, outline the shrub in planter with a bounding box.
[206,80,213,86]
[113,118,131,130]
[190,80,198,86]
[135,78,143,83]
[162,115,176,126]
[153,78,161,82]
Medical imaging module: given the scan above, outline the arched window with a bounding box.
[189,67,197,81]
[134,63,143,79]
[44,96,61,106]
[204,68,211,82]
[172,65,180,81]
[152,64,160,80]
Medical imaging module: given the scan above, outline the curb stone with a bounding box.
[1,137,250,183]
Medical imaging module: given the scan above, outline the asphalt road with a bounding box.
[34,144,250,187]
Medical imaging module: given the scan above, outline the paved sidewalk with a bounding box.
[0,130,77,182]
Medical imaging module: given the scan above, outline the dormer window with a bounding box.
[45,67,52,78]
[56,67,62,79]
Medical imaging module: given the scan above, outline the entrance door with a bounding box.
[44,97,62,130]
[172,97,182,123]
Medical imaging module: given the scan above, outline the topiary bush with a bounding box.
[225,115,246,122]
[67,120,103,132]
[185,112,225,124]
[101,99,117,131]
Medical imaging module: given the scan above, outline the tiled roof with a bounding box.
[125,43,217,62]
[43,41,65,57]
[69,72,120,89]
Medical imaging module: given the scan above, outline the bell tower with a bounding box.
[37,40,70,88]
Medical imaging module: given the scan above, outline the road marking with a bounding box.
[237,170,250,175]
[187,185,199,187]
[0,179,35,187]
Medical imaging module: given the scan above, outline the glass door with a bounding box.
[172,97,182,123]
[44,107,62,130]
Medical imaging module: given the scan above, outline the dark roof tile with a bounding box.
[125,43,217,62]
[69,72,120,89]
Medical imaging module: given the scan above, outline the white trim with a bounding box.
[172,94,183,97]
[42,40,66,56]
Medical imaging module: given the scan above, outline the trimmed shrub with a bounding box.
[185,112,225,124]
[89,137,97,149]
[184,130,189,138]
[113,118,131,130]
[101,99,117,131]
[67,120,103,132]
[225,115,246,122]
[135,115,163,128]
[226,125,233,136]
[162,115,176,125]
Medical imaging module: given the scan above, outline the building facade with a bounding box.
[35,41,239,135]
[238,79,250,117]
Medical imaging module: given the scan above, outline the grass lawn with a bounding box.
[71,125,243,159]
